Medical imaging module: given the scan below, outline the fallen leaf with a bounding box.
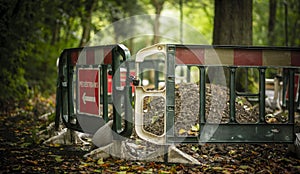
[93,169,102,173]
[100,162,110,168]
[26,159,38,165]
[79,162,92,168]
[151,115,159,124]
[191,146,199,152]
[222,170,231,174]
[131,165,145,171]
[54,155,63,162]
[191,124,200,132]
[119,166,130,170]
[211,166,223,171]
[187,130,198,136]
[178,128,186,135]
[50,143,61,147]
[251,150,259,156]
[97,158,104,165]
[116,172,127,174]
[228,150,236,156]
[239,165,254,171]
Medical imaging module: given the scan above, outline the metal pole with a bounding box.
[229,67,236,123]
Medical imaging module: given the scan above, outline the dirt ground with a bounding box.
[1,86,300,173]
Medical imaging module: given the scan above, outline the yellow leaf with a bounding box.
[93,169,102,173]
[212,166,223,171]
[191,146,199,152]
[191,124,200,132]
[178,128,186,135]
[119,166,129,170]
[151,116,159,124]
[50,143,61,147]
[228,150,236,155]
[97,158,104,165]
[116,172,127,174]
[80,161,91,167]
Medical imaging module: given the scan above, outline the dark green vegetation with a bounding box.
[1,0,299,112]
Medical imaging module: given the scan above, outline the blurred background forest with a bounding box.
[0,0,299,112]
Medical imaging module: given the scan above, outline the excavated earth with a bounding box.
[143,83,274,136]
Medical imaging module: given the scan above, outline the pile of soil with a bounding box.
[143,83,260,136]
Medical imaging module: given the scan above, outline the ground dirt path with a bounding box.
[1,97,300,173]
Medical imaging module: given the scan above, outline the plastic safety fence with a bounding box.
[134,44,300,144]
[55,44,133,137]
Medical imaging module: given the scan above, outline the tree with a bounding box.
[213,0,252,45]
[212,0,254,92]
[150,0,165,44]
[268,0,277,45]
[0,0,39,111]
[253,0,300,47]
[79,0,97,47]
[287,0,300,46]
[0,0,86,111]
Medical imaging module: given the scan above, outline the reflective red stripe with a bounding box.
[175,47,204,65]
[234,49,262,66]
[104,48,113,64]
[71,51,79,65]
[291,51,300,66]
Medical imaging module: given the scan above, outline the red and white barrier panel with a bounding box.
[175,47,300,67]
[67,46,114,66]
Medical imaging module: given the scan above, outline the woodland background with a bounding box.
[0,0,299,111]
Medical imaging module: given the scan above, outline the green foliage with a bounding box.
[0,0,83,111]
[183,0,214,44]
[0,0,299,112]
[0,0,32,109]
[253,0,300,46]
[253,0,269,45]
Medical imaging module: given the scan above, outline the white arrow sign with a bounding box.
[82,92,96,104]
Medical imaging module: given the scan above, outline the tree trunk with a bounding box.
[51,20,60,45]
[290,0,300,46]
[268,0,277,45]
[213,0,252,45]
[212,0,253,91]
[151,0,165,44]
[79,0,96,47]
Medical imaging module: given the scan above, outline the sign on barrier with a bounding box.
[78,68,100,115]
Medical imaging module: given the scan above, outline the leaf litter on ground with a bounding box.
[1,85,300,173]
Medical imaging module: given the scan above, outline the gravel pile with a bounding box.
[143,83,261,136]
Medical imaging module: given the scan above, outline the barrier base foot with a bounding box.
[168,145,200,164]
[84,140,200,165]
